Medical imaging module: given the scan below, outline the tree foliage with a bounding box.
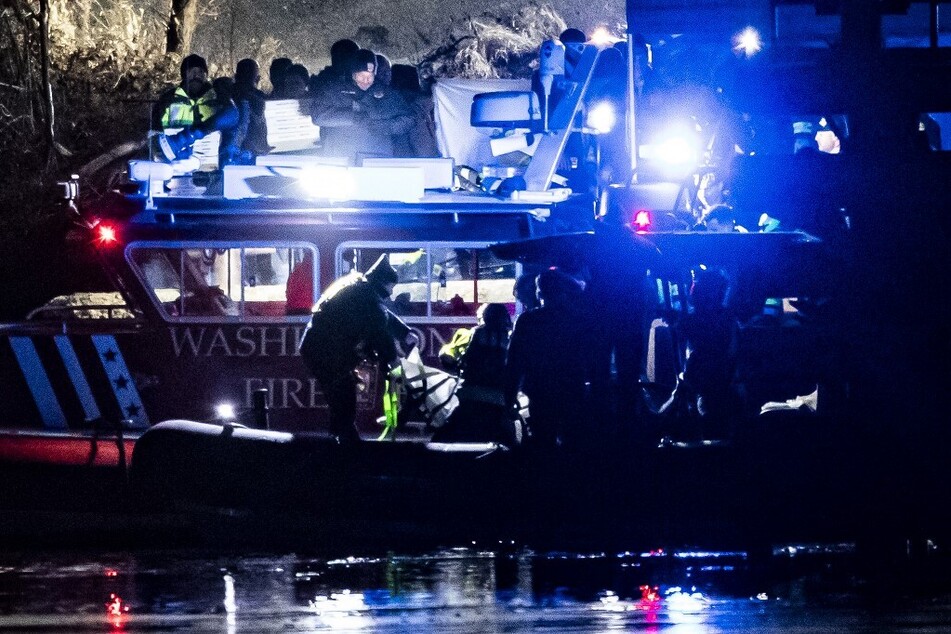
[419,2,567,80]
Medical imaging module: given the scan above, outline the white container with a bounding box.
[128,160,173,182]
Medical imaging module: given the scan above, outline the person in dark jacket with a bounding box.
[310,49,414,164]
[431,303,514,445]
[299,254,405,444]
[584,219,653,438]
[267,57,292,98]
[504,269,590,449]
[390,63,440,158]
[152,54,239,162]
[309,39,360,94]
[220,59,271,165]
[660,267,739,440]
[274,63,310,99]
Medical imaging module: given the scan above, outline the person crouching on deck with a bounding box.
[299,255,407,445]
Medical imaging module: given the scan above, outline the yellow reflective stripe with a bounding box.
[378,368,402,441]
[162,102,195,128]
[160,87,216,128]
[196,96,216,123]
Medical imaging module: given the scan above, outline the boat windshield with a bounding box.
[338,244,519,321]
[128,243,317,320]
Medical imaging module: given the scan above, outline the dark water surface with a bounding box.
[0,543,950,632]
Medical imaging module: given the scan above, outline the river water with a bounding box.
[0,543,949,632]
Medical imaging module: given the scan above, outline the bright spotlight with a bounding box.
[216,403,236,420]
[734,27,762,57]
[656,135,697,166]
[586,101,616,134]
[298,166,356,200]
[590,27,614,47]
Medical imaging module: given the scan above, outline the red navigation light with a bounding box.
[96,223,118,245]
[632,210,651,231]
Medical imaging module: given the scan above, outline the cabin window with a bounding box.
[337,243,519,322]
[128,243,317,320]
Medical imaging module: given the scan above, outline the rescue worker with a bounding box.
[504,269,590,449]
[513,272,542,311]
[309,39,360,94]
[267,57,293,97]
[530,28,610,194]
[432,304,514,445]
[311,48,415,164]
[390,63,440,158]
[299,255,406,445]
[700,204,748,233]
[274,63,310,99]
[659,268,739,441]
[226,58,271,165]
[530,28,587,128]
[584,218,653,440]
[438,326,473,372]
[152,54,239,162]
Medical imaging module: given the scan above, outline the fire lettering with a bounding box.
[259,327,288,357]
[206,328,232,356]
[245,377,327,409]
[234,326,256,357]
[170,326,308,358]
[170,327,203,357]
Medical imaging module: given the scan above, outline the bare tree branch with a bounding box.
[38,0,55,162]
[166,0,197,54]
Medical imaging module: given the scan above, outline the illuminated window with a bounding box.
[128,243,317,320]
[337,244,518,322]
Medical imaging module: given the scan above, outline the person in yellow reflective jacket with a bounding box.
[151,54,238,162]
[438,326,473,372]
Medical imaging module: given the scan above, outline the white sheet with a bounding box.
[432,78,531,171]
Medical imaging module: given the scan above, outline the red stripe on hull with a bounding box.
[0,433,137,467]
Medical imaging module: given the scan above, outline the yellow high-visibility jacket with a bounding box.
[156,85,218,129]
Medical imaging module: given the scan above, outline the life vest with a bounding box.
[438,327,474,367]
[161,86,218,128]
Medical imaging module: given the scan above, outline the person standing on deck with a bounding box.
[310,49,415,164]
[504,269,590,449]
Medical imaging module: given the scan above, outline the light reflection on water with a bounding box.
[0,546,947,632]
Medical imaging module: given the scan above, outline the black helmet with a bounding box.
[180,54,208,79]
[559,28,587,45]
[536,268,581,306]
[348,49,377,76]
[365,254,399,288]
[330,39,360,68]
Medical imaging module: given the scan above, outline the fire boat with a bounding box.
[2,1,950,550]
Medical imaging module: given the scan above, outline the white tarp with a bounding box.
[432,78,531,171]
[399,348,459,429]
